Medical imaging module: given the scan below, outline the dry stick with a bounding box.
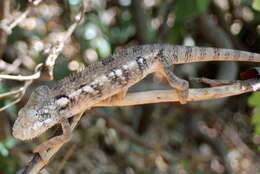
[0,71,41,81]
[42,9,85,80]
[0,80,33,112]
[21,78,260,174]
[0,88,25,99]
[0,0,43,34]
[0,63,42,111]
[190,77,236,86]
[0,8,30,34]
[95,79,260,107]
[1,58,22,74]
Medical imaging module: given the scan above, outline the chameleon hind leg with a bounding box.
[156,64,189,104]
[33,117,71,162]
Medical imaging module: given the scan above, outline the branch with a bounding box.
[0,0,43,34]
[0,74,35,112]
[21,78,260,173]
[95,79,260,107]
[0,70,41,81]
[41,7,85,80]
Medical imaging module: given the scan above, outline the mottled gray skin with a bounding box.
[12,44,260,140]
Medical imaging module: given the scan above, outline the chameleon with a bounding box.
[12,44,260,153]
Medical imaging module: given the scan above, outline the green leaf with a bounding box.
[196,0,210,13]
[175,0,198,22]
[251,111,260,124]
[179,160,189,169]
[92,37,111,58]
[168,0,210,43]
[4,137,15,149]
[4,100,17,114]
[174,0,210,22]
[0,143,8,157]
[167,22,186,44]
[256,124,260,135]
[253,0,260,11]
[248,92,260,135]
[248,92,260,107]
[257,145,260,152]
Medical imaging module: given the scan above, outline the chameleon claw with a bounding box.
[177,89,189,104]
[36,150,49,165]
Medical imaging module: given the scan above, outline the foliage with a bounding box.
[248,92,260,135]
[253,0,260,11]
[168,0,210,44]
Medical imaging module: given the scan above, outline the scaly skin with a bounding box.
[13,44,260,145]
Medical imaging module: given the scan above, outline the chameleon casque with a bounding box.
[12,44,260,153]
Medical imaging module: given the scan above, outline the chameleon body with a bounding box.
[12,44,260,152]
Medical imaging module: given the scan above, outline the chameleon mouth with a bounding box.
[12,108,54,140]
[12,115,41,140]
[12,116,55,140]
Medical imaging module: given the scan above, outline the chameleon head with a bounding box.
[12,86,59,140]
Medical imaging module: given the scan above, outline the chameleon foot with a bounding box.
[176,89,189,104]
[33,118,72,153]
[37,150,48,165]
[160,66,189,104]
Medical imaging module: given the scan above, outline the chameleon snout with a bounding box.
[13,107,58,140]
[13,108,42,140]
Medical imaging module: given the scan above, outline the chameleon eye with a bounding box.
[38,113,51,122]
[26,109,38,117]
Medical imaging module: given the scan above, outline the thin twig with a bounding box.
[0,0,43,34]
[1,58,22,74]
[5,9,30,34]
[0,80,32,112]
[0,63,42,112]
[190,77,236,86]
[0,71,41,81]
[0,88,23,99]
[42,8,85,80]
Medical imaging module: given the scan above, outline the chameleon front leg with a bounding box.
[159,65,189,104]
[33,117,71,154]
